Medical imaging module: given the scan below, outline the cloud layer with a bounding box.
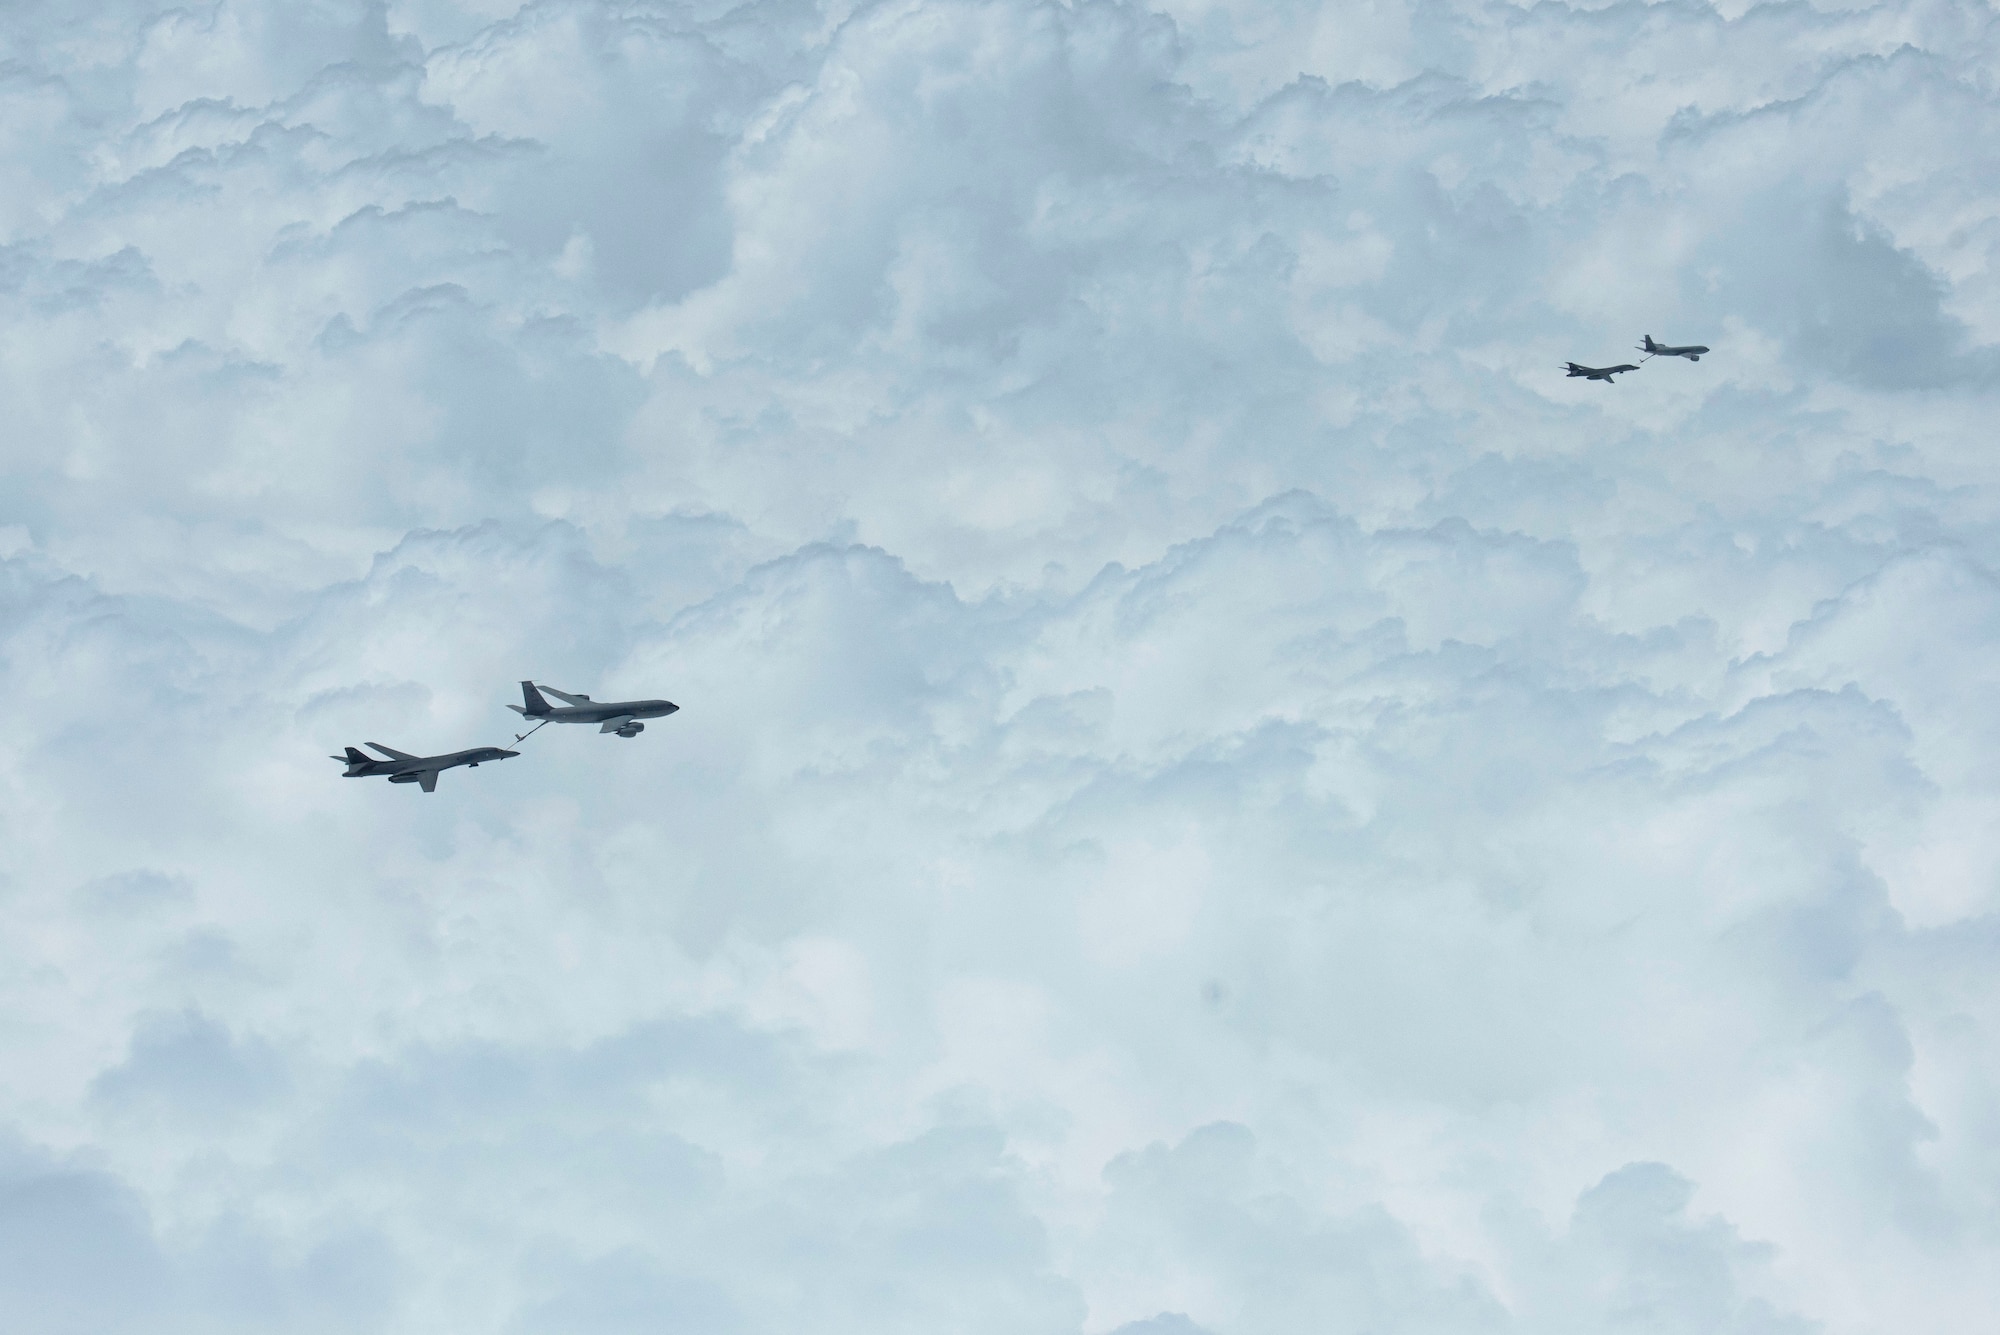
[4,0,2000,1330]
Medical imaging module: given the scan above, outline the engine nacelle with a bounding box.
[615,722,644,738]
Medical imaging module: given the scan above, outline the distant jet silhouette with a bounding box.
[1638,334,1710,362]
[1564,361,1640,382]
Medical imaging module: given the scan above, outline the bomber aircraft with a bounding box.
[1638,334,1710,361]
[333,742,518,792]
[510,681,680,738]
[1563,361,1641,382]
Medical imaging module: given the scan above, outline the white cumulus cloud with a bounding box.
[3,0,2000,1331]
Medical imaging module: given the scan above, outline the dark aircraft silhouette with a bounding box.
[1638,334,1710,361]
[510,681,680,738]
[1564,361,1641,382]
[332,742,518,792]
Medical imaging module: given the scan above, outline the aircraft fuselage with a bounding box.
[1565,362,1640,382]
[1640,336,1711,361]
[332,744,519,792]
[538,699,679,725]
[509,683,680,737]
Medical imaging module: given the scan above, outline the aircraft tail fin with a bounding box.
[333,746,371,766]
[1640,335,1658,353]
[516,681,553,716]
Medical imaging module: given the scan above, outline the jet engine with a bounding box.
[615,722,645,738]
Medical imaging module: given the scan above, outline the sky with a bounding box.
[2,0,1999,1330]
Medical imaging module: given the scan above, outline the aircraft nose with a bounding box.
[499,749,520,758]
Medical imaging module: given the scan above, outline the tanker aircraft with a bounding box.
[1638,335,1711,361]
[509,682,680,738]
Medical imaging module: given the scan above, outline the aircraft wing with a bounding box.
[540,685,592,705]
[367,742,419,761]
[599,716,635,733]
[418,771,438,793]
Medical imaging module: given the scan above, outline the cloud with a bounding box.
[2,0,2000,1331]
[0,1134,399,1335]
[1510,1161,1820,1335]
